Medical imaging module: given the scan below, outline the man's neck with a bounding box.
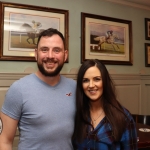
[35,71,60,86]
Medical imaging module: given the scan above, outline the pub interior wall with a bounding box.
[0,0,150,74]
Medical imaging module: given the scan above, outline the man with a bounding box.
[0,28,76,150]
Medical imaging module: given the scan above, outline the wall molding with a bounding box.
[0,72,150,115]
[105,0,150,11]
[1,72,150,80]
[1,72,149,149]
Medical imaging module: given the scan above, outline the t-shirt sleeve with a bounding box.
[1,81,22,120]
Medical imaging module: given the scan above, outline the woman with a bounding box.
[72,59,137,149]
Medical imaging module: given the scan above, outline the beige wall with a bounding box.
[0,0,150,75]
[0,0,150,147]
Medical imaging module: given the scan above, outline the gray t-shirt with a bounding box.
[2,74,76,150]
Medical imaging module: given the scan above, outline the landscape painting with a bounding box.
[81,12,132,65]
[90,23,125,55]
[0,2,68,61]
[9,13,59,51]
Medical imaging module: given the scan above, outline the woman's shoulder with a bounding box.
[122,107,134,122]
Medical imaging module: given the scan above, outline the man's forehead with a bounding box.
[39,36,63,43]
[37,35,65,49]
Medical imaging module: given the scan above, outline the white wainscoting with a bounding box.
[0,73,150,114]
[0,73,150,149]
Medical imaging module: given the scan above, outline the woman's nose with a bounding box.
[89,80,94,87]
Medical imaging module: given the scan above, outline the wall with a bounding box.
[0,0,150,74]
[1,72,150,149]
[1,71,150,150]
[0,2,150,148]
[0,72,150,115]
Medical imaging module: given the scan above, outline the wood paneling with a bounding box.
[0,73,150,149]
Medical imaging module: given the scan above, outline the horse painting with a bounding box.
[94,34,120,51]
[20,21,44,45]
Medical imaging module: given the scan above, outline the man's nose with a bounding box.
[47,50,54,58]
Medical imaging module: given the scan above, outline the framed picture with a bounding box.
[145,43,150,67]
[145,18,150,40]
[0,2,68,61]
[81,12,133,65]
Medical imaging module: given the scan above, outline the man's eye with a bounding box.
[53,49,61,53]
[41,49,48,52]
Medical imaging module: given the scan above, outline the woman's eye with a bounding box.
[94,78,101,81]
[82,79,89,83]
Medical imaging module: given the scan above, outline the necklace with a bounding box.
[90,110,103,125]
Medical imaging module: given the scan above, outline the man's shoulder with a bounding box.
[61,75,76,84]
[11,73,35,86]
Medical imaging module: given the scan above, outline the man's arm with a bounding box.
[0,112,18,150]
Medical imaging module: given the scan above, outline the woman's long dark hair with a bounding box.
[72,59,127,143]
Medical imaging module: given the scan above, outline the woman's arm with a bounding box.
[120,118,138,150]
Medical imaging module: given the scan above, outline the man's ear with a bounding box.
[35,48,37,61]
[64,50,68,62]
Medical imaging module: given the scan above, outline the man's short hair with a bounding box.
[37,28,65,49]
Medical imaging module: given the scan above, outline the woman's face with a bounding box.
[82,66,103,102]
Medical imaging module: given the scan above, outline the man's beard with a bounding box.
[37,58,64,77]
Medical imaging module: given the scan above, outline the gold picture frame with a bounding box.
[0,2,69,61]
[81,12,133,65]
[145,43,150,67]
[145,18,150,40]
